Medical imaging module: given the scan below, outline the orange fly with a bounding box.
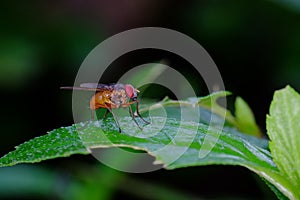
[61,83,149,132]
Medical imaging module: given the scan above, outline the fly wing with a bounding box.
[60,86,102,91]
[60,83,118,91]
[80,83,116,91]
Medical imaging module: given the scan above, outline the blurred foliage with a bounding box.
[0,0,299,199]
[0,37,40,87]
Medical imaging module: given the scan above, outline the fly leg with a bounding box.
[136,101,150,124]
[102,109,109,119]
[105,105,122,133]
[128,105,142,130]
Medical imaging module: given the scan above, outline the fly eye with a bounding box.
[125,84,135,98]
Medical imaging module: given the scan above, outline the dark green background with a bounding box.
[0,0,299,199]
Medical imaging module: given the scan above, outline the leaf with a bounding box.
[120,60,168,87]
[150,93,263,138]
[0,117,293,198]
[0,126,89,167]
[143,91,237,126]
[235,97,261,137]
[195,91,237,126]
[262,178,289,200]
[1,89,299,199]
[0,114,283,192]
[0,116,274,169]
[266,85,300,199]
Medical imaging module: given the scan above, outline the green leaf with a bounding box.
[1,88,299,199]
[143,91,237,127]
[0,114,286,198]
[0,116,274,169]
[121,61,168,87]
[267,85,300,199]
[0,118,292,198]
[0,127,89,167]
[156,93,262,138]
[196,91,237,125]
[146,92,263,138]
[262,179,289,200]
[235,97,261,137]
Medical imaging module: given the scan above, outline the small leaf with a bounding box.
[235,97,261,137]
[196,91,237,125]
[121,61,168,87]
[144,91,237,127]
[266,85,300,199]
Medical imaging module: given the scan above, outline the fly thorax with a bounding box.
[111,89,128,106]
